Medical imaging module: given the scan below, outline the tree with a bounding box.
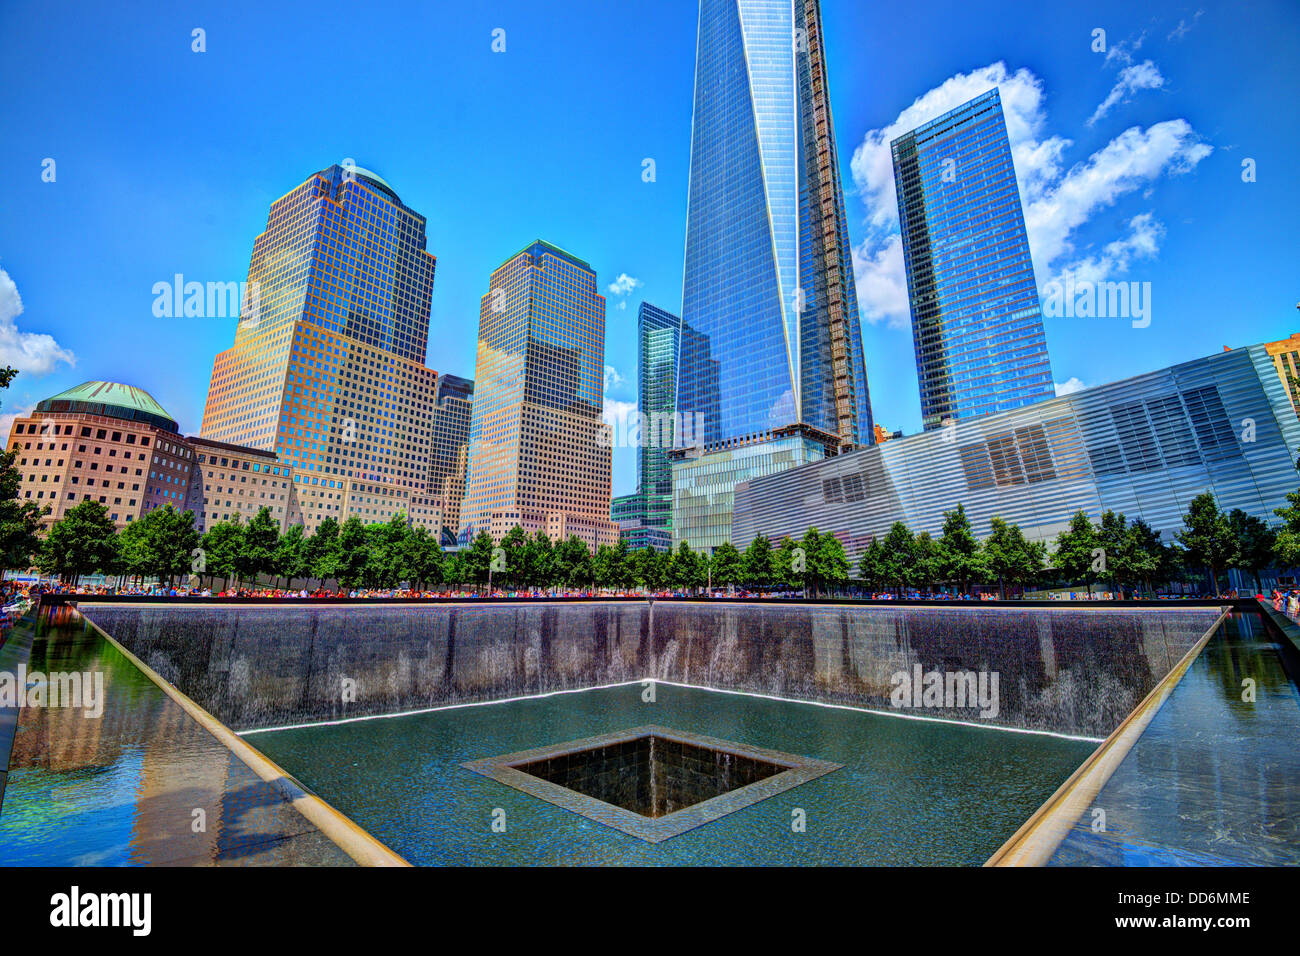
[1127,518,1175,595]
[201,519,244,589]
[669,541,705,593]
[462,530,495,591]
[937,504,985,595]
[554,535,594,590]
[774,536,803,593]
[1176,492,1237,595]
[521,531,555,592]
[1273,489,1300,570]
[117,504,200,587]
[911,531,942,594]
[611,537,636,590]
[333,516,372,590]
[364,513,410,588]
[710,541,743,590]
[880,522,918,597]
[302,516,340,589]
[1052,510,1100,590]
[498,525,530,591]
[273,523,307,588]
[237,506,281,586]
[593,543,621,590]
[741,535,776,595]
[401,525,442,591]
[38,499,119,585]
[802,528,848,597]
[633,546,665,592]
[984,517,1045,599]
[857,538,889,593]
[0,367,48,581]
[1227,508,1275,593]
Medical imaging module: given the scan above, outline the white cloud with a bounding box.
[0,267,75,376]
[1052,212,1165,287]
[603,365,627,392]
[1088,60,1165,127]
[1104,34,1146,66]
[602,397,637,428]
[607,273,641,297]
[1168,11,1203,42]
[0,405,33,444]
[847,62,1211,327]
[1055,377,1089,396]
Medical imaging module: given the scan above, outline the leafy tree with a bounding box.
[880,522,919,597]
[802,528,848,597]
[611,537,636,590]
[462,530,495,590]
[633,545,666,592]
[1227,508,1275,593]
[363,513,410,588]
[1273,489,1300,570]
[936,504,985,594]
[498,525,530,591]
[709,541,743,590]
[984,517,1045,599]
[401,525,442,591]
[857,538,889,593]
[273,523,307,588]
[593,543,621,590]
[669,541,706,593]
[333,516,372,590]
[554,535,594,589]
[0,365,47,578]
[117,504,200,587]
[38,499,119,585]
[911,531,942,594]
[201,519,244,589]
[774,536,803,593]
[236,506,281,586]
[522,531,555,592]
[442,550,468,589]
[741,535,776,594]
[1052,510,1100,590]
[302,516,340,589]
[1176,492,1237,595]
[1126,518,1175,595]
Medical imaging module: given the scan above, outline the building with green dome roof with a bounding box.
[36,380,180,433]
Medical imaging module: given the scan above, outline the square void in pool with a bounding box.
[462,725,841,843]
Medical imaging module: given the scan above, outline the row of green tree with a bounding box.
[21,488,1295,596]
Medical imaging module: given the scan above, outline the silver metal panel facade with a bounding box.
[732,346,1300,562]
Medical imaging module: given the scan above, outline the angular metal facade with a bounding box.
[733,346,1300,561]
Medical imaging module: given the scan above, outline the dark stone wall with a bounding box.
[80,602,1223,736]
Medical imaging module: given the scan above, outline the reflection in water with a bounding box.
[0,608,354,866]
[1050,612,1300,866]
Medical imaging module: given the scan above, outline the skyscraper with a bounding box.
[459,241,618,549]
[891,88,1055,431]
[611,302,684,551]
[672,0,872,550]
[200,164,454,533]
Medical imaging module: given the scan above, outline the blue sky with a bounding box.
[0,0,1297,497]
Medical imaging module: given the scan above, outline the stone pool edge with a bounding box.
[78,611,411,868]
[983,605,1229,867]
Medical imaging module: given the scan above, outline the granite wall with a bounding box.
[79,601,1225,736]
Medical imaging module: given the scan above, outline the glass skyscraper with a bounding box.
[891,88,1055,431]
[459,241,618,549]
[672,0,871,550]
[612,302,686,551]
[201,164,456,533]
